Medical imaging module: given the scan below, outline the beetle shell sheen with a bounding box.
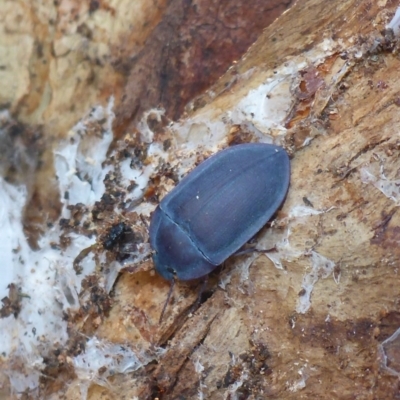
[149,143,290,281]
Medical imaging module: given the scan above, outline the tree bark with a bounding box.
[2,0,400,399]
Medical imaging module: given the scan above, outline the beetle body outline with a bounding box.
[150,143,290,281]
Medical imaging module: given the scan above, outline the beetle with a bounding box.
[149,143,290,317]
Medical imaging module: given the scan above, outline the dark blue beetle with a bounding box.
[149,143,290,282]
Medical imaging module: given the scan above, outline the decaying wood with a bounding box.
[111,1,400,398]
[3,0,400,399]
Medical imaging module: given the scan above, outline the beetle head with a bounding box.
[152,252,175,281]
[150,210,217,281]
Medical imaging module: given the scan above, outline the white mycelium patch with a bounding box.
[0,100,157,396]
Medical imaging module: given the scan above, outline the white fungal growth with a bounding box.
[287,366,308,392]
[378,327,400,377]
[136,108,165,143]
[1,98,166,396]
[296,251,336,314]
[71,337,152,400]
[231,76,294,135]
[0,101,114,392]
[223,371,249,400]
[257,205,331,270]
[55,101,115,209]
[360,166,400,205]
[387,7,400,37]
[193,356,206,400]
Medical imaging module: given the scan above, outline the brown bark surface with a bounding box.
[2,0,400,399]
[103,1,400,398]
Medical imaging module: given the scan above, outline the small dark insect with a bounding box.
[103,222,127,250]
[149,143,290,319]
[103,222,143,262]
[302,196,314,208]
